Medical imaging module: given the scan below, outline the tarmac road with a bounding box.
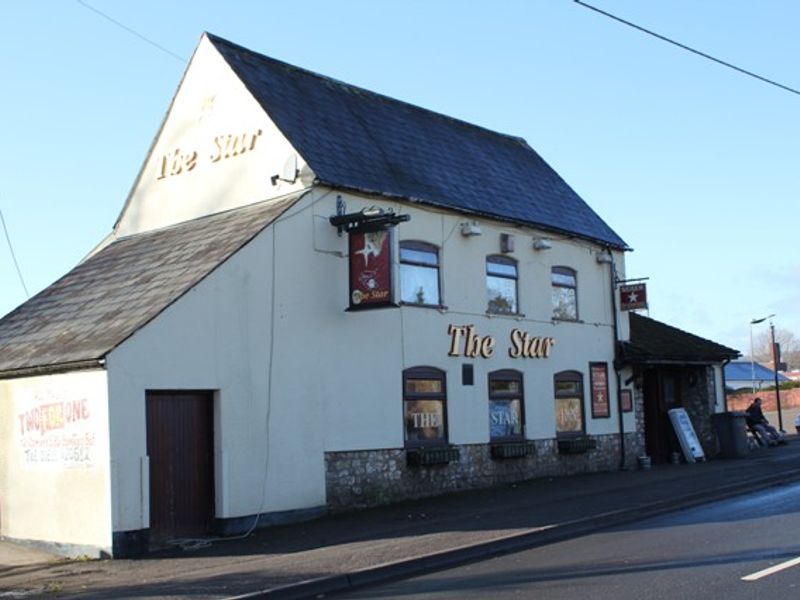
[337,481,800,599]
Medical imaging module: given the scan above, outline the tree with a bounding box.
[750,328,799,371]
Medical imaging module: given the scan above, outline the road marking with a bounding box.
[742,556,800,581]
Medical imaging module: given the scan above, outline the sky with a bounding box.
[0,0,797,356]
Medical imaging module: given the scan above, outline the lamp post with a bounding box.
[750,314,775,393]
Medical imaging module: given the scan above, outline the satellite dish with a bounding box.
[281,154,298,183]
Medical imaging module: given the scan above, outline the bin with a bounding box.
[711,411,749,458]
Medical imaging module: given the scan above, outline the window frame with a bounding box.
[402,366,448,448]
[486,255,519,315]
[551,266,578,321]
[554,370,585,438]
[399,240,442,308]
[488,369,525,442]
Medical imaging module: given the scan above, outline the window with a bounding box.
[403,367,447,446]
[400,241,440,306]
[488,370,524,441]
[486,256,518,314]
[554,370,584,436]
[552,267,578,320]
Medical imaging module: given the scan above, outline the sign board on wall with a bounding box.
[590,362,610,418]
[620,389,633,413]
[348,229,393,309]
[619,283,648,311]
[16,390,98,468]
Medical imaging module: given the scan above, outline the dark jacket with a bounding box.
[745,403,767,427]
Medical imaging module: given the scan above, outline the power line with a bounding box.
[0,208,30,299]
[574,0,800,98]
[75,0,187,64]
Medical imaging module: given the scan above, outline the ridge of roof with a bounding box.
[204,33,528,147]
[0,194,304,376]
[205,33,628,249]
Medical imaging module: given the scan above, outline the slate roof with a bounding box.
[724,360,788,383]
[619,313,740,365]
[0,195,301,376]
[208,34,627,249]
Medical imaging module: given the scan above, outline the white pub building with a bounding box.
[0,34,733,557]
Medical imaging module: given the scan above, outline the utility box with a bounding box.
[711,411,749,458]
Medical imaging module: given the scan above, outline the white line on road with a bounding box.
[742,556,800,581]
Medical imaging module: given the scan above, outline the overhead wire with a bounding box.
[0,207,30,299]
[574,0,800,98]
[75,0,187,64]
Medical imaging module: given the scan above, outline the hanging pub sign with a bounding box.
[329,203,410,311]
[619,283,648,311]
[590,362,610,418]
[349,229,392,308]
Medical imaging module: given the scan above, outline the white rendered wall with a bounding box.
[307,190,635,449]
[107,187,633,528]
[106,211,326,533]
[0,370,111,556]
[114,34,310,238]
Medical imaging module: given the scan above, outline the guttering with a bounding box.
[316,180,631,251]
[0,359,106,381]
[621,358,735,367]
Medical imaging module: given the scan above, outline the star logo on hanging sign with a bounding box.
[355,231,386,266]
[627,291,639,304]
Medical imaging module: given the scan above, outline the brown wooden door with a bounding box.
[146,391,214,544]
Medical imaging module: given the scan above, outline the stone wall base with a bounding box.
[326,432,644,511]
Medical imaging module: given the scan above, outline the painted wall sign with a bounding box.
[447,325,555,359]
[16,393,97,468]
[348,229,393,309]
[590,362,610,418]
[156,129,263,180]
[619,283,648,311]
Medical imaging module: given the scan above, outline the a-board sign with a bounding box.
[668,408,705,463]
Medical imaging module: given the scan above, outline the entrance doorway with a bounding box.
[146,391,215,544]
[643,369,681,464]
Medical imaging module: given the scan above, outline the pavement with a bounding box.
[3,440,800,600]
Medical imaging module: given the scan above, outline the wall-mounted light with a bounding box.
[460,221,482,237]
[532,238,552,251]
[500,233,515,253]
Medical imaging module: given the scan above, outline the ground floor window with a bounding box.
[488,369,524,440]
[403,367,447,446]
[554,370,585,436]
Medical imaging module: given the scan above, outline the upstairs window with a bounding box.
[554,370,585,436]
[552,267,578,320]
[488,370,525,441]
[486,256,518,314]
[400,241,441,306]
[403,367,447,447]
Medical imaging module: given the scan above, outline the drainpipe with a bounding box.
[721,359,731,412]
[603,247,626,470]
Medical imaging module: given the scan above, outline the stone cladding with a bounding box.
[326,432,643,511]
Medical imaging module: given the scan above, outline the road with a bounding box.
[336,482,800,599]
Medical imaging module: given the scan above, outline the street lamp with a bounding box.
[750,314,775,393]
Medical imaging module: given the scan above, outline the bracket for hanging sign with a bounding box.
[329,206,410,235]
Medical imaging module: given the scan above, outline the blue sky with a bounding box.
[0,0,797,354]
